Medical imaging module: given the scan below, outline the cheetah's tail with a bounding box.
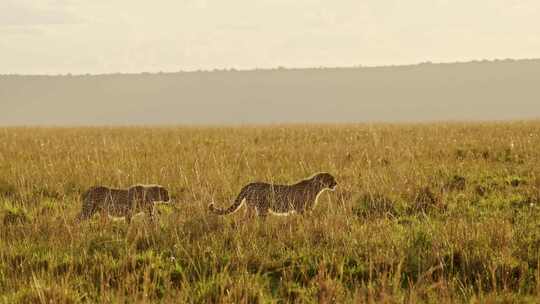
[208,188,247,215]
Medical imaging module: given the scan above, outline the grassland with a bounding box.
[1,122,540,303]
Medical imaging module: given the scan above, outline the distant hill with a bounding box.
[1,59,539,125]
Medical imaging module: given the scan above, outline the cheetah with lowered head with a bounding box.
[77,184,170,222]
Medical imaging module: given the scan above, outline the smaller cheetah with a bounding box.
[77,184,170,222]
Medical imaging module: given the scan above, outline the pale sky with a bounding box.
[1,0,539,75]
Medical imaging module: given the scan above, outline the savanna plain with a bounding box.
[1,122,540,303]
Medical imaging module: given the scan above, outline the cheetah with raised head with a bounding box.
[209,172,337,217]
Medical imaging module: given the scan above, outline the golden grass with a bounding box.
[1,122,540,303]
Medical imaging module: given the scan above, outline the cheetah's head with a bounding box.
[312,172,337,191]
[149,186,170,202]
[158,186,170,202]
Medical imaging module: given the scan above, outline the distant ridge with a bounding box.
[2,58,538,77]
[1,59,539,125]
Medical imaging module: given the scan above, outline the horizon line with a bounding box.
[2,118,539,129]
[1,57,538,77]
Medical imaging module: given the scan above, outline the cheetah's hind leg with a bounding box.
[99,209,110,224]
[77,197,97,222]
[255,206,269,219]
[240,205,257,224]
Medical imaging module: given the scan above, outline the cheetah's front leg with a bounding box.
[146,204,157,223]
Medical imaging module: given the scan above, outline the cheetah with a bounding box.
[209,172,337,217]
[77,184,170,222]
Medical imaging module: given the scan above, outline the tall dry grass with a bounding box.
[1,122,540,303]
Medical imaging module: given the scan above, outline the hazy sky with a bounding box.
[1,0,539,74]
